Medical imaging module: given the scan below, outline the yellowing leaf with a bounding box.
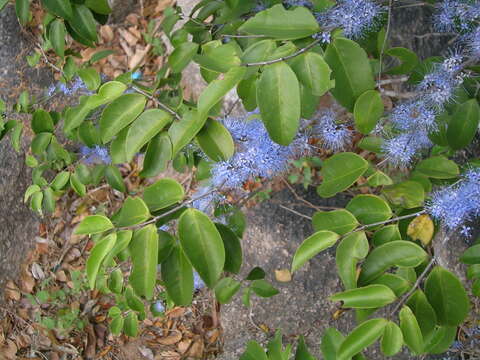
[407,214,434,246]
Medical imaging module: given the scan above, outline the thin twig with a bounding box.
[278,204,312,220]
[377,0,393,89]
[242,38,321,67]
[377,76,409,86]
[281,178,340,211]
[131,86,181,121]
[381,90,417,99]
[389,256,437,317]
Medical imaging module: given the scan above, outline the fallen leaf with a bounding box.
[177,339,192,354]
[166,307,185,318]
[275,269,292,282]
[407,214,434,246]
[31,263,45,280]
[157,333,182,345]
[5,281,21,301]
[187,339,204,359]
[1,339,17,360]
[155,351,180,360]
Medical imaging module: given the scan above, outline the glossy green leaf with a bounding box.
[300,84,320,119]
[415,156,459,179]
[143,178,184,212]
[69,4,97,42]
[87,81,127,108]
[257,61,300,146]
[124,286,145,318]
[75,163,92,185]
[109,315,124,336]
[241,40,276,77]
[337,318,387,360]
[215,277,241,304]
[69,172,86,197]
[324,38,375,111]
[371,225,401,247]
[383,181,425,209]
[123,312,138,337]
[178,208,225,288]
[346,194,392,225]
[291,230,340,272]
[290,52,333,96]
[246,267,266,281]
[367,171,393,187]
[250,279,279,297]
[125,109,172,161]
[85,0,111,14]
[354,90,383,134]
[16,0,30,26]
[381,321,403,356]
[78,67,101,91]
[169,42,199,73]
[63,96,91,134]
[41,0,72,19]
[86,233,116,289]
[447,99,480,150]
[140,132,172,178]
[359,241,428,284]
[460,244,480,264]
[113,197,150,227]
[424,266,470,326]
[320,327,345,360]
[78,121,101,147]
[237,76,258,111]
[108,269,124,294]
[42,187,56,213]
[99,93,146,143]
[386,47,419,75]
[10,121,23,152]
[129,224,158,299]
[161,246,194,306]
[240,341,268,360]
[168,110,207,156]
[336,232,369,289]
[30,191,43,216]
[317,152,368,198]
[215,223,242,274]
[330,284,396,309]
[103,230,132,266]
[295,336,315,360]
[372,273,411,297]
[312,209,359,235]
[197,118,235,161]
[195,42,241,73]
[105,165,126,193]
[399,306,424,355]
[358,136,383,153]
[24,185,41,203]
[49,18,66,58]
[109,127,128,164]
[406,290,437,338]
[75,215,113,235]
[424,326,457,354]
[239,4,319,39]
[31,133,52,155]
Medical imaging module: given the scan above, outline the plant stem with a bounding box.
[131,86,181,121]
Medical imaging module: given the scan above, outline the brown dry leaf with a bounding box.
[275,269,292,283]
[187,339,204,359]
[100,25,115,42]
[55,270,68,282]
[157,333,182,345]
[118,28,139,47]
[5,281,21,301]
[177,339,192,354]
[1,339,18,360]
[166,307,185,318]
[129,46,149,70]
[84,324,96,360]
[207,329,220,344]
[20,272,35,294]
[126,14,139,25]
[16,334,31,349]
[155,351,180,360]
[138,346,154,359]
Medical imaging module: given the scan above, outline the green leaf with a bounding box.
[383,181,425,209]
[10,121,23,152]
[78,121,101,147]
[63,96,91,134]
[460,244,480,264]
[108,269,124,294]
[75,163,92,185]
[291,230,340,272]
[238,4,319,40]
[250,279,279,297]
[346,194,392,225]
[447,99,480,149]
[240,341,268,360]
[89,49,115,64]
[30,191,43,216]
[178,208,225,288]
[330,284,396,309]
[290,52,333,97]
[424,266,470,326]
[241,40,276,78]
[415,156,459,179]
[24,185,41,203]
[246,267,266,281]
[105,165,126,193]
[99,93,146,143]
[103,230,132,266]
[312,209,359,235]
[371,225,401,247]
[84,0,111,14]
[123,312,138,337]
[168,110,206,156]
[129,224,158,299]
[196,118,235,161]
[125,109,172,162]
[372,273,411,297]
[399,306,424,355]
[143,178,184,212]
[317,152,368,198]
[237,76,258,111]
[406,290,437,338]
[140,132,172,178]
[324,38,375,111]
[467,264,480,279]
[215,223,243,274]
[337,318,387,360]
[321,328,344,360]
[16,0,30,26]
[257,61,300,145]
[113,197,150,227]
[124,286,145,318]
[75,215,113,235]
[353,90,383,134]
[195,42,241,73]
[68,4,97,42]
[87,81,127,108]
[42,187,56,213]
[41,0,72,19]
[215,277,241,304]
[367,170,393,187]
[78,67,101,91]
[300,84,320,119]
[381,321,403,356]
[198,66,246,118]
[358,136,384,153]
[169,42,199,73]
[359,241,428,285]
[31,133,52,155]
[109,128,128,164]
[161,246,194,306]
[424,326,457,354]
[70,172,86,196]
[49,19,65,58]
[386,47,419,75]
[336,232,369,289]
[109,315,124,336]
[86,233,117,289]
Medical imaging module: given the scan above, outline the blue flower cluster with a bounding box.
[193,271,206,290]
[210,115,309,189]
[79,145,111,165]
[314,110,352,151]
[383,55,465,166]
[426,168,480,236]
[47,77,91,98]
[315,0,384,39]
[191,186,225,215]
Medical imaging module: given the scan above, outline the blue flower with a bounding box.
[426,168,480,234]
[390,101,437,132]
[152,300,165,314]
[315,0,385,39]
[382,131,432,167]
[467,26,480,57]
[193,271,206,290]
[80,145,111,165]
[434,0,478,33]
[191,186,226,215]
[314,110,352,151]
[313,31,332,44]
